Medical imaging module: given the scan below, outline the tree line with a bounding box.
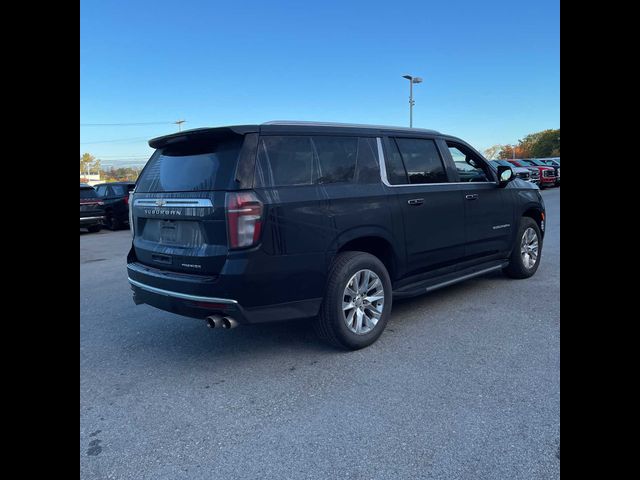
[483,128,560,160]
[80,153,142,182]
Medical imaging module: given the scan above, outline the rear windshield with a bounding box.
[80,187,98,199]
[136,136,243,192]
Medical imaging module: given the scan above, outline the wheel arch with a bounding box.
[521,205,545,238]
[330,228,400,281]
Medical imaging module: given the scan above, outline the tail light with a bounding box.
[124,195,129,205]
[226,191,263,249]
[128,193,134,236]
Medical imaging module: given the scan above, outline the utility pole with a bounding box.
[402,75,423,128]
[174,119,186,132]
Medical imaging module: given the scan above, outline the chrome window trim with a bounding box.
[128,277,238,304]
[375,137,497,187]
[133,198,214,208]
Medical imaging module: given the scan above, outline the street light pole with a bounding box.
[402,74,423,128]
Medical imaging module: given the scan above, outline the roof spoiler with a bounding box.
[148,125,258,149]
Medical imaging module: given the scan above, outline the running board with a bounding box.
[393,261,508,299]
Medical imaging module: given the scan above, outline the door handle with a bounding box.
[465,194,479,201]
[407,198,424,206]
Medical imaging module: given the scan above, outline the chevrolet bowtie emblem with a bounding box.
[155,199,166,207]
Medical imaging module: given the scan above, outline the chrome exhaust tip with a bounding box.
[205,315,224,329]
[221,317,239,329]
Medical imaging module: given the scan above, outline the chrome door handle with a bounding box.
[465,194,479,201]
[407,198,424,206]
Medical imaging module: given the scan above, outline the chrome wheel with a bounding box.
[520,227,539,269]
[342,269,385,335]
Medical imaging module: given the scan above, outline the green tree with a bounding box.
[529,129,560,157]
[497,128,560,160]
[80,153,101,175]
[80,153,95,175]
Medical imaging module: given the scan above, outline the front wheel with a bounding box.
[314,251,392,350]
[503,217,542,279]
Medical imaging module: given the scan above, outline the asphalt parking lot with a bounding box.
[80,187,559,480]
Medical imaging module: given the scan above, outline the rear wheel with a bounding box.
[503,217,542,279]
[87,225,101,233]
[105,213,123,230]
[314,251,392,350]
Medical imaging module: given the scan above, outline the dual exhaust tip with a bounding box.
[205,314,238,329]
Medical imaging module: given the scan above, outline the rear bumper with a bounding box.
[80,216,104,226]
[127,262,321,324]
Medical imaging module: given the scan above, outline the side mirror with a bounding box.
[497,166,515,187]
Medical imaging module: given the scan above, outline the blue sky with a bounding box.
[80,0,559,167]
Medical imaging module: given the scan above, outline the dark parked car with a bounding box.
[95,182,136,230]
[80,184,105,233]
[127,121,545,349]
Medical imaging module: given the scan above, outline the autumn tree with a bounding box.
[497,128,560,159]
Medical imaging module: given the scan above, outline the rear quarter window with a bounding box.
[80,187,98,199]
[255,135,381,187]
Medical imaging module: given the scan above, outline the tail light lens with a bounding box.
[124,195,129,205]
[226,191,263,249]
[128,191,135,237]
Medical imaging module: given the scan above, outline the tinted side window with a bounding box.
[446,142,491,182]
[384,138,409,185]
[255,136,314,187]
[354,137,380,184]
[395,138,448,184]
[112,185,127,196]
[312,136,357,184]
[95,185,108,197]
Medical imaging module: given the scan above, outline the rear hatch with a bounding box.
[130,129,256,276]
[80,187,104,217]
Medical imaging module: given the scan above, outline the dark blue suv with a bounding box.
[127,121,545,349]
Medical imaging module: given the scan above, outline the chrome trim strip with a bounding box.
[80,216,105,221]
[425,265,505,293]
[133,198,214,208]
[128,277,238,304]
[376,137,496,188]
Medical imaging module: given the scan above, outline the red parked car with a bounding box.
[507,160,556,188]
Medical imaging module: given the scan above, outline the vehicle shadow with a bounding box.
[115,271,512,366]
[124,312,340,366]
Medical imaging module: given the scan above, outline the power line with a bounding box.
[80,137,149,145]
[94,154,150,158]
[80,121,175,126]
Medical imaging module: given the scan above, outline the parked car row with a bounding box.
[79,181,135,233]
[507,159,559,188]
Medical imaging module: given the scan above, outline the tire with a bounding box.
[87,225,101,233]
[111,216,123,230]
[314,251,392,350]
[503,217,542,279]
[105,213,123,230]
